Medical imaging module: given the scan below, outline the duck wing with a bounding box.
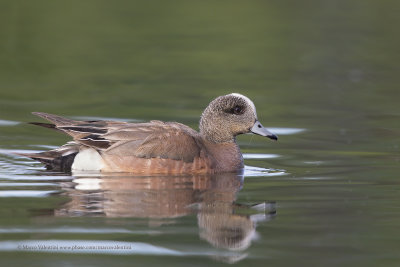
[103,121,203,163]
[32,112,203,163]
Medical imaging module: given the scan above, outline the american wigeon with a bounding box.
[21,93,277,174]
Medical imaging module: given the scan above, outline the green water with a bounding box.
[0,1,399,266]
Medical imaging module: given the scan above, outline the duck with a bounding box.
[20,93,277,174]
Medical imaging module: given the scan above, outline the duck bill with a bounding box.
[250,121,278,141]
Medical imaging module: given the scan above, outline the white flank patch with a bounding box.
[230,93,258,118]
[71,148,104,171]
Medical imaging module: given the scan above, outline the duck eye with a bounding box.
[230,105,243,115]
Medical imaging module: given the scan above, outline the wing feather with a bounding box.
[32,112,203,162]
[106,122,202,163]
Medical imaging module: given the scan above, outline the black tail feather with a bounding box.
[21,152,78,172]
[45,152,78,172]
[29,122,56,129]
[17,142,79,172]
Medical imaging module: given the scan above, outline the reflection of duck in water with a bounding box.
[56,173,242,218]
[55,172,276,252]
[20,93,277,174]
[196,174,276,251]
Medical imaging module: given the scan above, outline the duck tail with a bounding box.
[31,112,79,126]
[16,143,79,172]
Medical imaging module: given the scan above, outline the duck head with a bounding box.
[200,93,278,143]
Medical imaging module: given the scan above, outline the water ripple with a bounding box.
[0,190,59,197]
[0,239,246,259]
[0,119,20,126]
[0,174,72,181]
[243,153,280,159]
[244,165,287,177]
[267,127,305,135]
[0,227,154,234]
[0,240,181,255]
[0,182,58,187]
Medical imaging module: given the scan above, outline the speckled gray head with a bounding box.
[200,93,278,143]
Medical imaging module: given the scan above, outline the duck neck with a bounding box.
[202,138,244,173]
[199,113,235,143]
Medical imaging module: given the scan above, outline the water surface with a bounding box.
[0,1,399,266]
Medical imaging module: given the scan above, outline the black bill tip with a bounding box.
[268,134,278,141]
